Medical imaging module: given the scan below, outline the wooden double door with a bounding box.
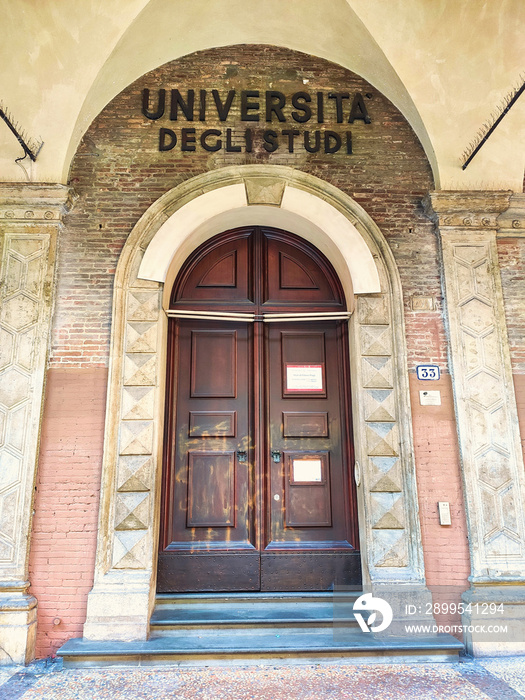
[158,227,360,592]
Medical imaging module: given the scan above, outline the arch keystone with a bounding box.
[244,178,286,206]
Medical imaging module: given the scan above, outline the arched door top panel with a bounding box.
[172,226,345,312]
[173,229,252,306]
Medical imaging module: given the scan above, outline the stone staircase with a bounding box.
[57,591,463,666]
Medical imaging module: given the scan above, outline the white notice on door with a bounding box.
[286,364,324,392]
[293,459,323,482]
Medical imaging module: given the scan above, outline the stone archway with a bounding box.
[83,165,430,641]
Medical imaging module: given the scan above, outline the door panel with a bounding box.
[187,451,236,527]
[189,411,236,437]
[262,321,360,590]
[282,412,329,438]
[157,320,258,592]
[281,331,327,398]
[190,330,237,397]
[264,231,342,307]
[173,232,253,306]
[283,451,332,527]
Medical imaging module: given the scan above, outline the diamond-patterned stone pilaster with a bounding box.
[110,287,161,566]
[355,278,422,575]
[369,457,403,493]
[0,184,73,664]
[84,259,162,642]
[425,191,525,583]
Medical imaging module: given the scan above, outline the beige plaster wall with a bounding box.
[1,0,523,189]
[351,0,525,191]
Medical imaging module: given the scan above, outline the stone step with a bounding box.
[151,594,360,631]
[57,591,464,666]
[57,628,464,667]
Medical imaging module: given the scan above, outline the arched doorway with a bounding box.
[158,226,360,592]
[82,166,430,644]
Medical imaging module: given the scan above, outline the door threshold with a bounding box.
[155,590,362,602]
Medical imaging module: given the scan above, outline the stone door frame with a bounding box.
[83,165,430,641]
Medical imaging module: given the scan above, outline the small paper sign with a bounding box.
[293,459,323,482]
[286,364,324,392]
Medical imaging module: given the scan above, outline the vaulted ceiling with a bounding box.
[1,0,523,189]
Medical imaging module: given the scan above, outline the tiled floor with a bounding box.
[0,658,524,700]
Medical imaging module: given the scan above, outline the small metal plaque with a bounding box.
[286,364,324,392]
[438,501,451,526]
[411,296,434,311]
[292,459,322,482]
[419,390,441,406]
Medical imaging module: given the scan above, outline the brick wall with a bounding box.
[498,238,525,501]
[30,45,472,656]
[498,237,525,375]
[410,374,471,635]
[28,368,107,657]
[515,375,525,459]
[55,44,442,371]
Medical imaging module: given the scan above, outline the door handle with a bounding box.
[271,450,281,463]
[237,450,247,463]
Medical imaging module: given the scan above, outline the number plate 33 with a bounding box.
[416,364,440,381]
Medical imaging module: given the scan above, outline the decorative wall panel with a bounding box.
[425,192,525,581]
[355,294,411,571]
[441,244,525,574]
[0,185,73,664]
[425,191,525,653]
